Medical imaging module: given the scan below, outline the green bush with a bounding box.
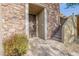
[3,34,29,56]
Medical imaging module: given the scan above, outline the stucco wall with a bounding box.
[63,16,77,45]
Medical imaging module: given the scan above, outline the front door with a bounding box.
[29,14,36,38]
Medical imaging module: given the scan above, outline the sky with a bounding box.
[60,3,79,16]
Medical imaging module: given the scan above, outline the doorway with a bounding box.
[29,14,36,38]
[29,3,47,40]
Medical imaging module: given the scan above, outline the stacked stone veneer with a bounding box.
[47,4,60,39]
[0,4,25,40]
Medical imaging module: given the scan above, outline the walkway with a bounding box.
[26,37,71,56]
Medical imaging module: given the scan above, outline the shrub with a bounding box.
[3,34,28,56]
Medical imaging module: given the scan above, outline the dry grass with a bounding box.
[3,34,29,56]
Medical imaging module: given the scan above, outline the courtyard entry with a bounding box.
[29,3,47,40]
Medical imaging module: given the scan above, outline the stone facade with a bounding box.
[47,4,60,39]
[0,4,25,40]
[0,3,60,40]
[0,4,25,55]
[0,3,60,55]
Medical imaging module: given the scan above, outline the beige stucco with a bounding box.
[63,16,77,45]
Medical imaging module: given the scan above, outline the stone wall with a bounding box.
[0,4,25,40]
[0,3,25,55]
[0,3,60,55]
[47,4,60,39]
[0,3,60,42]
[0,3,60,40]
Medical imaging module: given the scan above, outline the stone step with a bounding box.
[53,37,62,42]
